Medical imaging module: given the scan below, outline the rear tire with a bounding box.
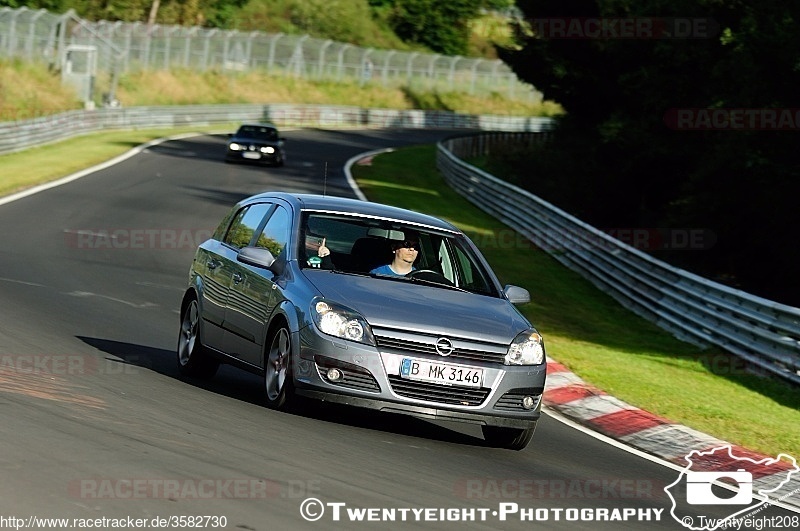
[177,297,219,379]
[481,424,535,451]
[264,325,296,410]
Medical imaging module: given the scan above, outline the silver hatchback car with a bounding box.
[178,192,547,450]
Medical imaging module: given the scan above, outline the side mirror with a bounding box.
[237,247,285,276]
[504,284,530,305]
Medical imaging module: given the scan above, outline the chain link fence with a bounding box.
[0,6,539,105]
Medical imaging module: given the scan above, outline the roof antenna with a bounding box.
[323,161,328,196]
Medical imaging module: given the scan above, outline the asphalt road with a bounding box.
[0,128,794,530]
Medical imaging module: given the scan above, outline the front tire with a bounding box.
[264,325,296,410]
[481,424,535,451]
[177,297,219,379]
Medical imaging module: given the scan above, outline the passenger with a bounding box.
[314,237,335,269]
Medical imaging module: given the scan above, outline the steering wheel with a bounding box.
[405,269,454,286]
[406,269,439,278]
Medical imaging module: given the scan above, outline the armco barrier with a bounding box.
[437,133,800,386]
[0,104,553,156]
[7,107,794,384]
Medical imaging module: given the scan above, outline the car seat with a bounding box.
[350,237,391,273]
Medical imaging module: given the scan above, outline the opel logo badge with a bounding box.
[435,337,454,356]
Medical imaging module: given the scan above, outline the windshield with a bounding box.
[236,125,278,141]
[299,212,499,297]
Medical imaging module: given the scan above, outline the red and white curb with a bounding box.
[544,360,800,511]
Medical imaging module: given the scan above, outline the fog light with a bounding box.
[522,396,537,410]
[327,368,343,382]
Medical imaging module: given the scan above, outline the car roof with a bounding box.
[246,192,460,232]
[236,123,278,129]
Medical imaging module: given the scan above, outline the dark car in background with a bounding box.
[177,192,547,450]
[224,123,286,166]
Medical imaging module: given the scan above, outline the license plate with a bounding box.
[400,358,483,388]
[242,152,261,159]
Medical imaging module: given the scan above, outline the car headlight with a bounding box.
[311,298,375,346]
[505,329,545,365]
[260,146,275,154]
[229,142,242,151]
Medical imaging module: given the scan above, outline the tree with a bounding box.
[147,0,160,26]
[500,0,800,305]
[371,0,513,55]
[0,0,244,26]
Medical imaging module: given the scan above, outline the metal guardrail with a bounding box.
[7,106,795,384]
[437,132,800,386]
[0,103,551,156]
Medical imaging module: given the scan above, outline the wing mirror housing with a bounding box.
[237,247,285,276]
[504,284,530,305]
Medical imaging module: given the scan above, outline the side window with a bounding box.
[255,205,291,257]
[452,245,494,295]
[212,207,238,241]
[438,240,455,284]
[454,247,475,286]
[223,203,273,249]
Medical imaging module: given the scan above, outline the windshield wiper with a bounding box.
[330,269,371,277]
[400,275,469,293]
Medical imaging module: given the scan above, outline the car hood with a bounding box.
[229,136,281,146]
[301,270,531,344]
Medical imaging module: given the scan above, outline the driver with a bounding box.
[370,235,419,277]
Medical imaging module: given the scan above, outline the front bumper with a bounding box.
[294,326,546,429]
[225,149,282,164]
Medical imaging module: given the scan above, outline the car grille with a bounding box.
[315,356,380,393]
[493,388,543,412]
[387,375,491,406]
[374,334,507,365]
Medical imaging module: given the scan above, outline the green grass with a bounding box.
[354,144,800,458]
[1,59,559,121]
[0,126,230,198]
